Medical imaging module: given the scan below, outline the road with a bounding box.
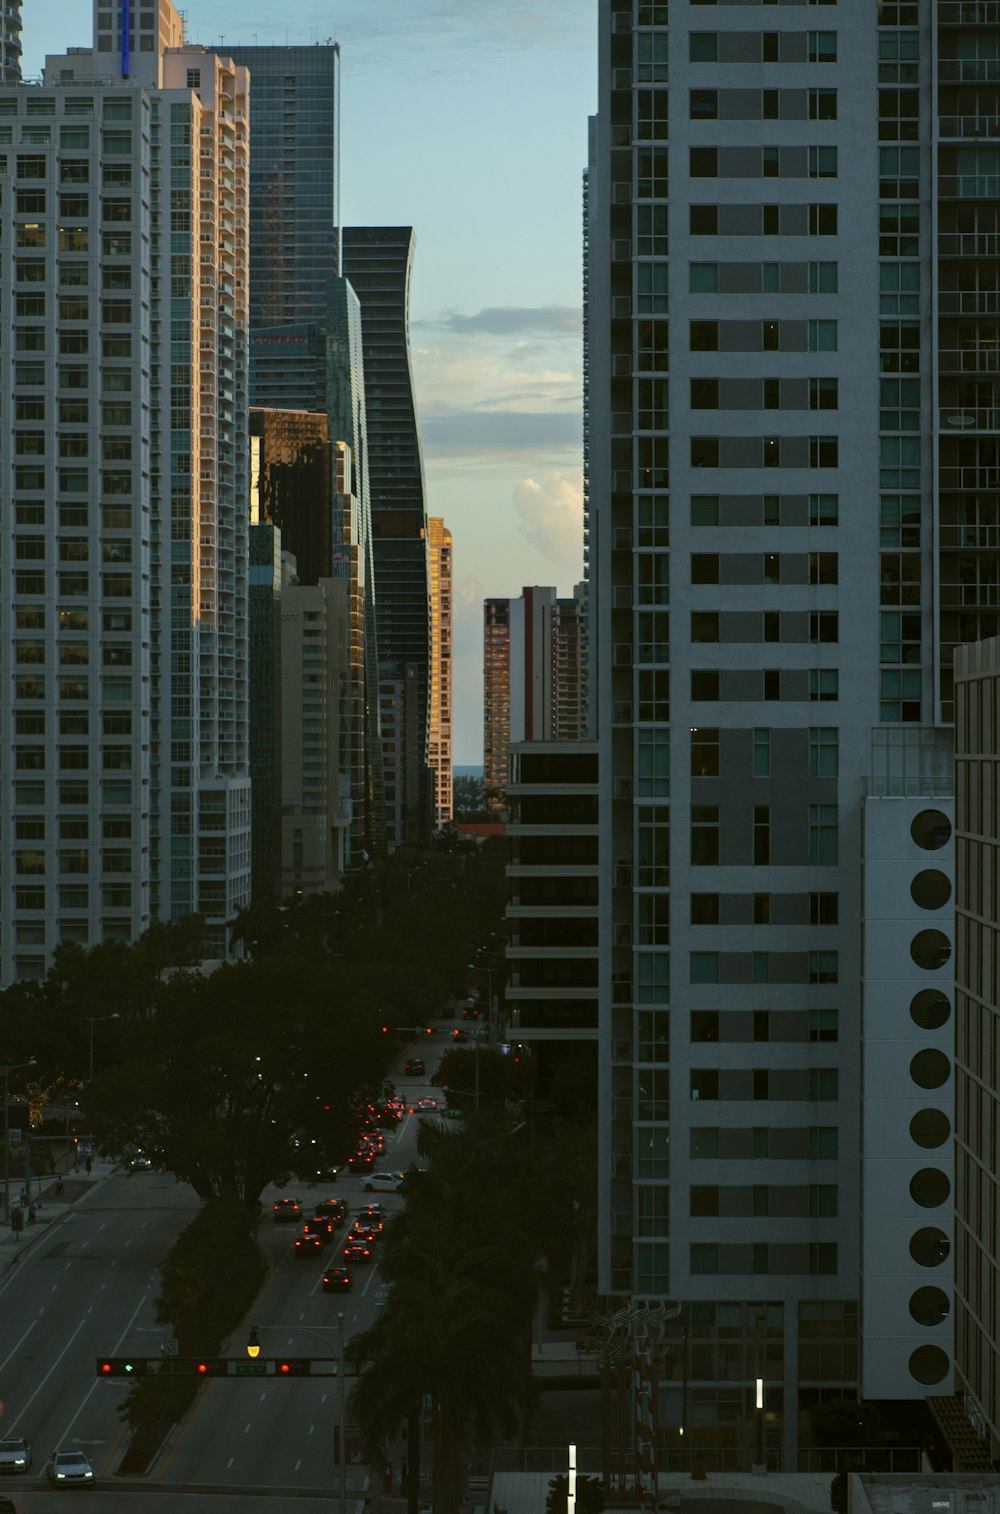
[3,1026,455,1512]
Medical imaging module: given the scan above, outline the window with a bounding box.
[636,204,668,257]
[690,147,718,178]
[754,728,771,777]
[637,33,669,83]
[808,321,837,352]
[692,670,720,701]
[810,435,839,467]
[691,806,719,865]
[809,950,838,983]
[691,895,720,926]
[809,804,839,864]
[809,727,838,776]
[691,728,719,777]
[809,89,837,119]
[690,1244,719,1275]
[809,146,837,178]
[690,263,718,293]
[690,33,718,62]
[637,262,669,313]
[754,806,771,865]
[809,262,838,294]
[810,612,838,643]
[810,1069,839,1100]
[690,204,718,235]
[691,553,719,584]
[808,31,837,62]
[810,553,838,584]
[810,378,838,411]
[690,89,718,120]
[810,1008,839,1041]
[809,1126,838,1158]
[690,320,718,352]
[809,202,838,236]
[691,378,719,409]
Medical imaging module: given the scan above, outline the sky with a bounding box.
[23,2,598,765]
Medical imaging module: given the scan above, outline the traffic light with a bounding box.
[275,1358,312,1377]
[193,1359,229,1377]
[96,1358,147,1377]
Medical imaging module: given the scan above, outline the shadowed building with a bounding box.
[342,226,432,848]
[428,518,454,827]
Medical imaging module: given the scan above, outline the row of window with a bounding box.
[692,551,838,582]
[690,892,838,926]
[689,87,838,120]
[9,192,138,219]
[691,1183,838,1217]
[689,202,838,236]
[690,1243,838,1276]
[691,377,839,410]
[689,31,837,63]
[691,1008,839,1042]
[9,885,134,909]
[689,949,840,980]
[690,435,840,467]
[691,727,838,777]
[691,804,838,865]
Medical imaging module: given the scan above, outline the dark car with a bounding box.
[348,1151,374,1172]
[452,1028,469,1042]
[414,1097,438,1114]
[322,1266,354,1292]
[348,1221,377,1246]
[273,1197,302,1222]
[462,1005,480,1021]
[294,1232,322,1256]
[342,1240,373,1262]
[404,1058,425,1075]
[314,1198,348,1223]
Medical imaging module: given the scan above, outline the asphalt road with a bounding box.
[2,1029,454,1512]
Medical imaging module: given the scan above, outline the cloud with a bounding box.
[424,305,582,338]
[513,474,584,571]
[419,408,581,460]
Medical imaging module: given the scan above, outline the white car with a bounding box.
[362,1171,405,1193]
[47,1449,95,1486]
[0,1436,30,1472]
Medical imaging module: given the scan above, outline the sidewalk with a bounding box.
[0,1156,113,1273]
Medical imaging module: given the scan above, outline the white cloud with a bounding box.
[513,474,584,573]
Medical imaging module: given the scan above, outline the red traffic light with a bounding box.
[275,1358,312,1377]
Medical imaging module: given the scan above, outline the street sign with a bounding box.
[234,1362,266,1376]
[161,1340,179,1357]
[7,1128,20,1145]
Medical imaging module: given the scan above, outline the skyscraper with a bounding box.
[231,45,385,864]
[427,518,453,828]
[482,587,590,813]
[0,1,252,982]
[589,0,968,1462]
[0,1,21,82]
[342,226,432,848]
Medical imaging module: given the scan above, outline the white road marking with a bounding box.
[227,1457,234,1469]
[0,1318,37,1377]
[296,1459,302,1471]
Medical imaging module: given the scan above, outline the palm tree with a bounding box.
[349,1245,531,1514]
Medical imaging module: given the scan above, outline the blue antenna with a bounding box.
[121,0,130,78]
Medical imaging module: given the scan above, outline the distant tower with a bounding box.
[428,519,453,827]
[342,227,432,848]
[0,1,21,81]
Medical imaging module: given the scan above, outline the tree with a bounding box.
[810,1398,884,1451]
[452,774,485,819]
[547,1474,604,1514]
[82,955,388,1210]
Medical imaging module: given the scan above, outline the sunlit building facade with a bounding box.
[0,2,252,982]
[428,517,453,827]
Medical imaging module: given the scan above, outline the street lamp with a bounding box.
[86,1013,120,1083]
[2,1057,37,1222]
[246,1319,347,1514]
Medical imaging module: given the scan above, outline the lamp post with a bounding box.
[86,1013,119,1083]
[247,1319,347,1514]
[2,1058,37,1222]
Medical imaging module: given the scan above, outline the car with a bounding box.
[342,1240,373,1262]
[347,1152,374,1172]
[358,1203,385,1228]
[322,1266,354,1292]
[273,1197,301,1222]
[294,1232,322,1256]
[462,1005,480,1021]
[127,1150,153,1172]
[314,1198,348,1223]
[414,1098,437,1115]
[0,1438,30,1473]
[363,1171,405,1193]
[347,1221,377,1245]
[307,1215,337,1241]
[452,1028,469,1042]
[46,1449,95,1486]
[404,1058,425,1075]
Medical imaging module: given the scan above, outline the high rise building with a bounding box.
[230,45,385,864]
[225,44,340,329]
[0,2,251,982]
[248,525,283,901]
[482,587,589,814]
[0,1,21,82]
[483,599,512,813]
[587,0,977,1464]
[342,226,432,848]
[427,518,453,828]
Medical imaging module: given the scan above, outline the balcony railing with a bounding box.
[938,113,1000,138]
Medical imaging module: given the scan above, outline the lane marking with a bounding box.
[0,1318,37,1378]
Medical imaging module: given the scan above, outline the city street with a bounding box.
[2,1031,453,1511]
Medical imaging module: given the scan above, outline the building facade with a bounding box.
[428,517,453,828]
[0,1,251,982]
[588,0,971,1462]
[342,225,431,848]
[954,638,1000,1461]
[0,0,21,82]
[248,524,283,900]
[482,586,590,814]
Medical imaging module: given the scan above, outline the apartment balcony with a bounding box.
[939,291,1000,317]
[940,405,1000,430]
[939,59,1000,84]
[939,0,1000,19]
[939,347,1000,374]
[939,173,1000,198]
[938,114,1000,139]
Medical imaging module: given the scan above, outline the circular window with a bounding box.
[911,811,952,851]
[909,1051,951,1091]
[910,990,950,1030]
[909,1287,950,1327]
[909,1228,950,1267]
[910,870,952,911]
[909,1345,950,1386]
[910,1109,951,1149]
[910,1168,950,1208]
[910,931,951,971]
